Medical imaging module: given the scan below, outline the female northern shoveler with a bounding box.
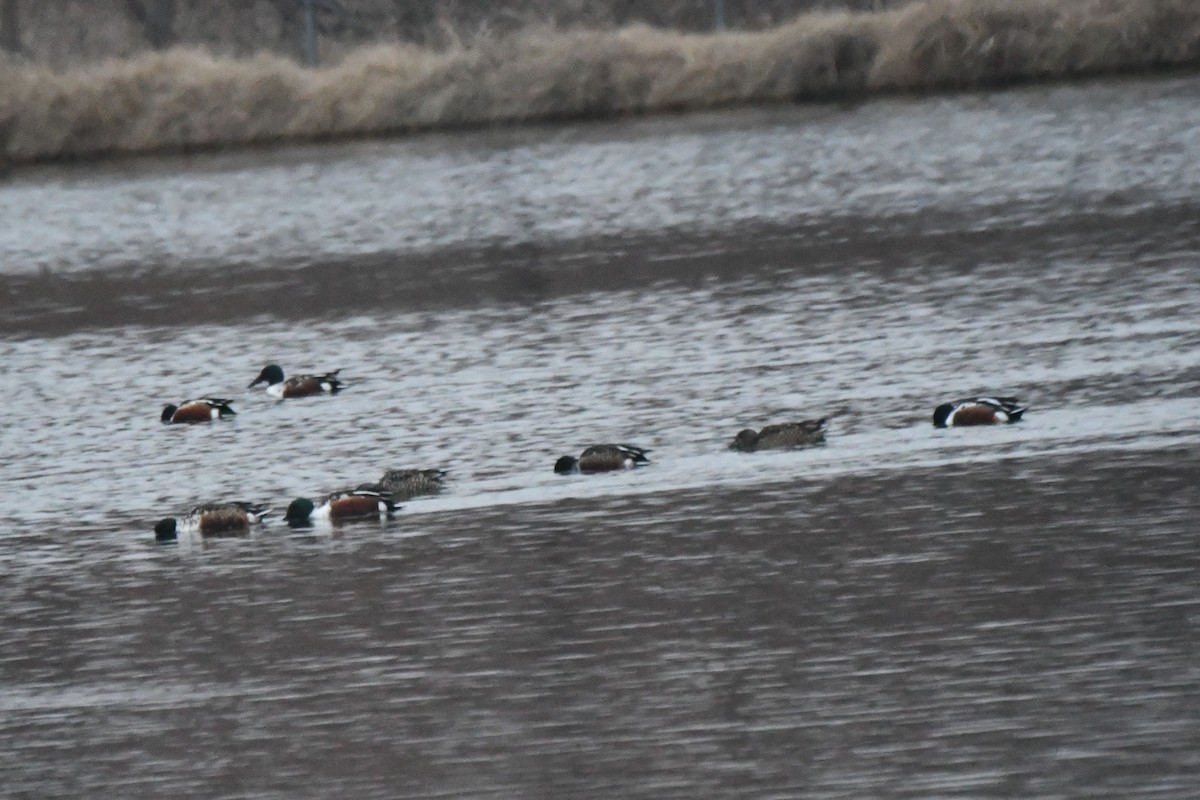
[154,501,271,541]
[554,444,651,474]
[248,364,344,399]
[730,418,827,452]
[160,398,236,424]
[283,489,397,526]
[357,468,447,501]
[933,397,1027,428]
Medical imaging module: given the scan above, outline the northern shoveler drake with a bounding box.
[357,468,447,501]
[283,489,397,526]
[248,364,344,399]
[730,418,827,452]
[154,501,271,541]
[160,397,236,424]
[933,396,1027,428]
[554,444,651,474]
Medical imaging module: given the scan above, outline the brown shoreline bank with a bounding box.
[2,0,1199,165]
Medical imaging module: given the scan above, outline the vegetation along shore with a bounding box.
[1,0,1198,164]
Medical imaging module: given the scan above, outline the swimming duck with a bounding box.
[283,489,397,526]
[160,397,236,424]
[357,468,447,501]
[933,397,1027,428]
[554,444,650,474]
[154,501,271,541]
[248,364,344,399]
[729,418,827,452]
[162,398,236,424]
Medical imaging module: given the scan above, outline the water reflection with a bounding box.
[2,74,1199,798]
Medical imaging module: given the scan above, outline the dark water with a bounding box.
[2,75,1199,798]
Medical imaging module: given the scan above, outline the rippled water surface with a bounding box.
[2,75,1199,798]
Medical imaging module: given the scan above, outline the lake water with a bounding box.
[1,74,1199,798]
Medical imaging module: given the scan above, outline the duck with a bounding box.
[933,396,1027,428]
[160,397,236,424]
[356,468,447,501]
[283,489,397,526]
[248,364,344,399]
[554,444,651,474]
[729,418,827,452]
[154,501,271,541]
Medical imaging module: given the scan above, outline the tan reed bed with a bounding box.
[1,0,1198,163]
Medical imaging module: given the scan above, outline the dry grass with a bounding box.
[2,0,1198,163]
[870,0,1200,87]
